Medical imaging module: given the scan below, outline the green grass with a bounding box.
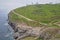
[22,37,42,40]
[9,4,60,40]
[22,37,36,40]
[9,4,60,27]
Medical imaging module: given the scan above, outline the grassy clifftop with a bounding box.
[9,4,60,27]
[9,4,60,40]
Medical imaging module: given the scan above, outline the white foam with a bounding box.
[4,23,9,26]
[4,32,13,37]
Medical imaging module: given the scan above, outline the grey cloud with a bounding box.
[0,0,60,10]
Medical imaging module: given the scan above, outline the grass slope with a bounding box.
[10,4,60,27]
[9,4,60,40]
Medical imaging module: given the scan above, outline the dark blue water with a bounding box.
[0,10,14,40]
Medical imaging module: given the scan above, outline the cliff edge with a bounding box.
[8,4,60,40]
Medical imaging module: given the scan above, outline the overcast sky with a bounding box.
[0,0,60,10]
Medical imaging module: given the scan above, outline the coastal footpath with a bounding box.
[8,4,60,40]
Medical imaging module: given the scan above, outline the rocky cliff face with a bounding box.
[8,11,60,40]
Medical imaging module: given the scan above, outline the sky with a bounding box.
[0,0,60,11]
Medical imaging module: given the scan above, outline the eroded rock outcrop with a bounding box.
[8,20,60,40]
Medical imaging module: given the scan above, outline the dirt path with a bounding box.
[12,11,48,26]
[12,11,34,21]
